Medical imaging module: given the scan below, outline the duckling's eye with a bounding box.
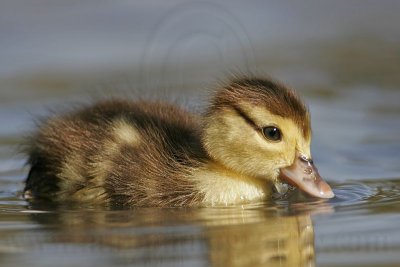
[262,126,282,141]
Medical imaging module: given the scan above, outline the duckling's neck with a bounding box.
[193,162,271,206]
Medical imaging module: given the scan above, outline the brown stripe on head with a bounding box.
[210,77,311,139]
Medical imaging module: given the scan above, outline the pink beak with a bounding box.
[279,152,334,198]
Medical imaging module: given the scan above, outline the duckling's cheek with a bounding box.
[259,141,292,166]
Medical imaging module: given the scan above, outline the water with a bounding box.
[1,1,400,266]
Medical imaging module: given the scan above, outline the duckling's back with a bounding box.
[24,99,207,206]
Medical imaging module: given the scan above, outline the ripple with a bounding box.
[327,179,400,213]
[330,181,376,205]
[264,178,400,216]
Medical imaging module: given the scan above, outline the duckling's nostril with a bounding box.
[299,154,308,162]
[280,152,334,198]
[299,153,314,165]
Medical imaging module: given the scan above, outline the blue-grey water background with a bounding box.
[1,1,400,266]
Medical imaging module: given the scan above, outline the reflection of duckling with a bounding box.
[23,77,334,206]
[208,215,315,267]
[13,207,315,267]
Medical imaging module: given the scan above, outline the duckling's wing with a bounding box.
[24,99,206,207]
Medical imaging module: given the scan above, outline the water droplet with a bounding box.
[304,167,313,175]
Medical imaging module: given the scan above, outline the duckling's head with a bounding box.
[202,77,334,198]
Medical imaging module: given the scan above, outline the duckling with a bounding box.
[23,76,334,207]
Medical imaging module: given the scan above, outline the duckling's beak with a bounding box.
[278,152,334,198]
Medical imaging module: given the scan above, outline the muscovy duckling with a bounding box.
[24,77,334,206]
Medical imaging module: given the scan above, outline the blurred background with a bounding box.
[1,0,399,180]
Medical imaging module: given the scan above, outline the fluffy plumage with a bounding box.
[23,76,333,207]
